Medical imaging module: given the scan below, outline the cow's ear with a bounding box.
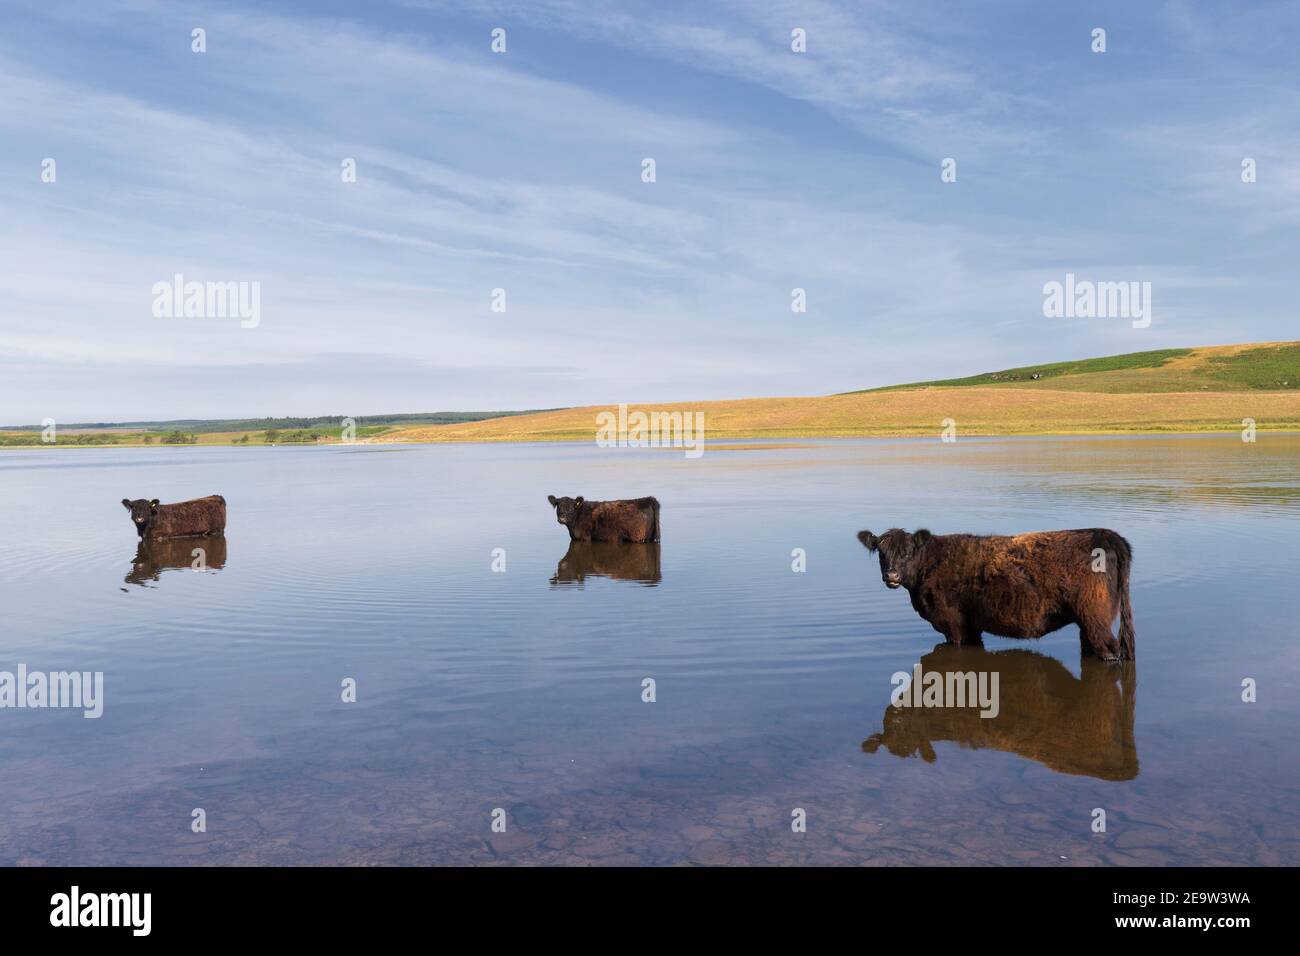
[857,531,878,551]
[574,496,584,506]
[913,529,932,546]
[547,495,557,507]
[122,498,132,510]
[149,499,160,509]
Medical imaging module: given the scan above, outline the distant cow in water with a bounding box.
[547,495,660,543]
[858,527,1135,660]
[122,495,227,539]
[550,540,661,587]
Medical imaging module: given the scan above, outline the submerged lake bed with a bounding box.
[1,435,1298,865]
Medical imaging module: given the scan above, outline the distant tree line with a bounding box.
[263,428,326,443]
[1,410,563,434]
[0,432,149,446]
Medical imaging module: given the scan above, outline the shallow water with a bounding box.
[1,435,1297,865]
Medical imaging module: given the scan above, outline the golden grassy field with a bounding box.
[373,389,1300,442]
[374,342,1300,443]
[6,342,1297,448]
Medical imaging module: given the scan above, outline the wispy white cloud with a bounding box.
[0,0,1297,421]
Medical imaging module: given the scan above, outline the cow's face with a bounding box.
[547,495,585,527]
[122,498,160,536]
[858,528,932,590]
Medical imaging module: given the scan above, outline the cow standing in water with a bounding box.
[547,495,660,543]
[122,495,227,539]
[857,528,1135,660]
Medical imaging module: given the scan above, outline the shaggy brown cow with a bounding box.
[858,527,1135,660]
[550,540,661,587]
[861,644,1138,780]
[547,495,660,543]
[122,495,227,540]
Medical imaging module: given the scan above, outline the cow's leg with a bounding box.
[1078,611,1121,662]
[963,621,984,646]
[930,609,967,646]
[1073,578,1122,661]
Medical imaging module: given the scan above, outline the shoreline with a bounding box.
[5,426,1300,450]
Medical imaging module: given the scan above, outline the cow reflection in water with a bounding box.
[550,541,661,587]
[125,535,227,587]
[862,643,1138,781]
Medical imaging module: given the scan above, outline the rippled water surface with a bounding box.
[1,436,1298,865]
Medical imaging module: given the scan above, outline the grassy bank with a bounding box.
[0,426,398,447]
[373,342,1300,443]
[0,410,554,447]
[7,342,1299,447]
[371,389,1300,443]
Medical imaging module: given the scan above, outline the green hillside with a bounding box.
[848,343,1300,394]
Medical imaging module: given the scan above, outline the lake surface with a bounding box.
[2,435,1298,866]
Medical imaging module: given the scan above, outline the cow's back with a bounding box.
[968,531,1103,592]
[586,497,658,543]
[151,495,226,538]
[932,531,1119,636]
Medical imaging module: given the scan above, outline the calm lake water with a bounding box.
[1,436,1298,866]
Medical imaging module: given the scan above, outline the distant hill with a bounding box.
[1,410,558,434]
[0,410,561,447]
[845,342,1300,394]
[371,342,1300,443]
[7,344,1300,447]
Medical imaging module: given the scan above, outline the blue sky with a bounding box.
[2,0,1298,421]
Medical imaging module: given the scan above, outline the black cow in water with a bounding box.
[858,528,1135,660]
[122,495,226,539]
[546,495,660,543]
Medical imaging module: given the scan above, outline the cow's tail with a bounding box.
[213,494,228,534]
[650,497,661,543]
[1109,531,1135,660]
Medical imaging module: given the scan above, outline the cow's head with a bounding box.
[122,498,160,537]
[858,528,932,590]
[547,495,585,527]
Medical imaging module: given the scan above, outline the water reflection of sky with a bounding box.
[1,436,1297,865]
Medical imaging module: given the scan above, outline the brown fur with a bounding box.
[862,644,1138,780]
[858,527,1135,660]
[547,495,660,543]
[122,495,226,539]
[550,541,661,586]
